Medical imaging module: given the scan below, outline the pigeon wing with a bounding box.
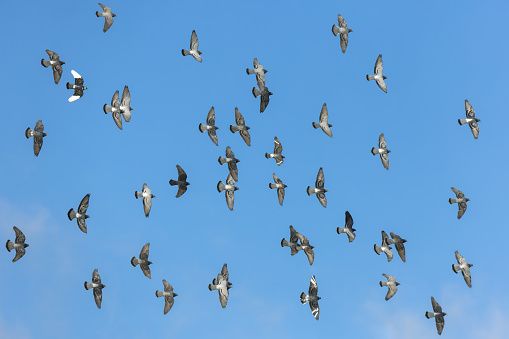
[139,243,150,260]
[206,106,216,125]
[13,226,26,244]
[465,100,476,119]
[225,190,235,210]
[374,54,383,75]
[143,196,152,217]
[469,121,479,139]
[208,129,218,146]
[394,242,406,262]
[163,279,173,292]
[386,284,397,301]
[340,32,349,53]
[176,164,187,181]
[103,15,114,33]
[450,187,464,199]
[274,137,283,155]
[345,211,354,230]
[457,201,467,219]
[234,107,245,126]
[92,269,101,284]
[225,146,235,159]
[240,130,251,146]
[164,295,175,314]
[221,263,229,281]
[218,284,229,308]
[277,186,285,206]
[12,247,26,262]
[317,192,327,208]
[226,173,236,186]
[378,133,387,149]
[190,30,199,52]
[78,194,90,214]
[319,103,329,124]
[431,297,442,313]
[121,86,131,109]
[53,64,63,84]
[112,111,123,130]
[380,153,389,170]
[462,266,472,287]
[93,286,103,308]
[46,49,59,60]
[315,167,325,189]
[77,218,88,233]
[140,263,151,278]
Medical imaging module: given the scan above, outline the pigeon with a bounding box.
[300,276,320,320]
[135,183,156,217]
[449,187,469,219]
[452,251,473,288]
[120,85,134,123]
[25,120,48,156]
[217,173,239,211]
[337,211,356,242]
[312,103,333,137]
[379,274,399,301]
[199,106,219,146]
[96,3,116,33]
[331,14,353,53]
[66,70,87,102]
[41,49,65,84]
[306,167,327,208]
[252,82,273,113]
[371,133,391,170]
[269,173,287,206]
[281,225,314,265]
[246,58,268,87]
[366,54,388,93]
[425,297,446,335]
[374,231,394,262]
[388,232,407,262]
[155,279,178,314]
[68,194,91,233]
[458,100,480,139]
[230,107,251,146]
[208,263,232,308]
[181,30,202,62]
[131,243,152,278]
[218,146,240,181]
[5,226,29,262]
[169,164,190,198]
[103,90,123,129]
[84,269,106,309]
[265,136,284,166]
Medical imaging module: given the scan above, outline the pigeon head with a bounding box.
[148,261,153,265]
[328,124,333,127]
[151,194,156,198]
[83,86,88,90]
[234,187,240,191]
[214,126,219,130]
[61,61,65,65]
[383,76,388,80]
[468,263,474,268]
[246,126,251,130]
[173,293,178,297]
[317,296,322,300]
[466,198,470,202]
[387,150,392,153]
[235,159,241,163]
[348,29,353,33]
[100,284,106,288]
[283,184,288,188]
[130,107,135,111]
[24,244,30,248]
[324,189,328,193]
[476,118,481,122]
[85,215,90,219]
[113,13,117,17]
[396,282,401,286]
[43,133,48,137]
[185,182,191,186]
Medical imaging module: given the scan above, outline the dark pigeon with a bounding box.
[66,70,87,102]
[169,165,190,198]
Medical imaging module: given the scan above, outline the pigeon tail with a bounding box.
[265,153,271,159]
[448,198,457,204]
[380,281,387,287]
[371,147,378,155]
[252,87,261,98]
[269,183,277,189]
[181,49,191,57]
[374,244,382,255]
[66,82,73,89]
[425,311,435,319]
[366,75,375,81]
[155,290,164,298]
[300,292,309,304]
[306,186,315,196]
[312,122,320,129]
[95,11,102,17]
[135,191,143,199]
[230,125,239,133]
[41,59,51,67]
[198,123,207,133]
[5,240,14,252]
[67,208,76,221]
[332,24,340,36]
[84,281,94,290]
[103,104,112,114]
[169,179,178,186]
[131,257,139,267]
[208,284,217,291]
[218,156,227,165]
[217,181,225,192]
[458,119,468,125]
[25,127,33,139]
[281,238,289,247]
[452,264,461,273]
[336,227,345,235]
[246,68,255,75]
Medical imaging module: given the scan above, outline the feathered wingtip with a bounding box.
[198,123,207,133]
[68,208,76,221]
[374,244,382,255]
[25,127,33,139]
[425,311,435,319]
[217,181,225,192]
[300,292,308,304]
[306,186,314,196]
[371,147,378,155]
[103,104,112,114]
[312,122,320,129]
[155,290,164,298]
[218,156,227,165]
[131,257,139,267]
[252,87,261,98]
[5,240,14,252]
[452,264,461,273]
[84,281,93,290]
[41,59,51,67]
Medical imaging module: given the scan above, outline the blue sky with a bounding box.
[1,0,508,338]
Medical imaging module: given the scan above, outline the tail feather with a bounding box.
[374,244,382,255]
[25,127,33,139]
[6,240,14,252]
[452,264,461,273]
[449,198,456,204]
[230,125,239,133]
[68,208,76,221]
[306,186,315,196]
[169,179,178,186]
[155,290,164,298]
[366,75,375,81]
[380,281,387,287]
[371,147,378,155]
[252,87,261,98]
[332,24,340,36]
[312,122,320,129]
[269,183,277,189]
[103,104,112,114]
[337,227,345,234]
[208,284,217,291]
[131,257,139,267]
[281,238,289,247]
[84,282,93,290]
[246,68,255,75]
[458,119,468,125]
[181,49,191,56]
[41,59,51,67]
[217,181,225,192]
[198,123,207,133]
[66,82,73,89]
[300,292,308,304]
[135,191,142,199]
[96,11,102,17]
[218,156,227,165]
[265,153,271,159]
[425,311,435,319]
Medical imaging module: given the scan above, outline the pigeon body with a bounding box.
[5,226,29,262]
[449,187,469,219]
[218,146,240,181]
[388,232,407,262]
[208,263,232,308]
[66,70,87,102]
[374,231,393,262]
[67,194,91,233]
[366,54,388,93]
[452,251,473,287]
[120,86,134,122]
[41,49,65,84]
[246,58,268,87]
[230,107,251,146]
[96,3,116,33]
[425,297,446,335]
[199,106,219,146]
[84,269,106,309]
[25,120,48,156]
[331,14,353,53]
[155,279,178,314]
[337,211,356,242]
[371,133,390,170]
[312,103,333,137]
[300,276,320,320]
[217,173,239,211]
[169,165,190,198]
[103,90,123,129]
[269,173,287,206]
[458,100,480,139]
[379,274,399,301]
[281,225,314,265]
[135,183,155,217]
[306,167,327,207]
[265,136,284,166]
[181,30,202,62]
[131,243,152,278]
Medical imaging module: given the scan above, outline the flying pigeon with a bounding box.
[218,146,240,181]
[5,226,29,262]
[371,133,391,170]
[84,269,106,309]
[269,173,287,206]
[246,58,268,87]
[131,243,152,278]
[169,164,190,198]
[96,3,116,33]
[449,187,469,219]
[199,106,219,146]
[217,173,239,211]
[374,231,393,262]
[103,90,123,129]
[458,100,480,139]
[331,14,353,53]
[281,225,314,265]
[41,49,65,84]
[337,211,356,242]
[265,136,284,166]
[379,274,399,301]
[208,263,232,308]
[366,54,388,93]
[25,120,48,157]
[66,70,87,102]
[300,275,320,320]
[68,194,91,233]
[307,167,327,208]
[120,85,134,123]
[312,103,333,137]
[135,183,155,217]
[425,297,446,335]
[452,251,473,288]
[388,232,407,262]
[252,82,273,113]
[155,279,178,314]
[230,107,251,146]
[181,30,202,62]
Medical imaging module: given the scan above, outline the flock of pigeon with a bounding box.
[8,6,482,335]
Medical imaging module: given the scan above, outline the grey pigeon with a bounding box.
[246,58,268,88]
[25,120,48,157]
[218,146,240,181]
[84,269,106,309]
[135,183,155,217]
[131,243,152,278]
[312,103,333,137]
[366,54,388,93]
[96,3,116,33]
[68,194,91,233]
[265,136,284,166]
[458,99,480,139]
[281,225,314,265]
[103,90,123,130]
[306,167,327,208]
[452,251,473,288]
[208,263,232,308]
[337,211,356,242]
[269,173,287,206]
[449,187,469,219]
[374,231,394,262]
[120,85,134,123]
[199,106,219,146]
[155,279,178,314]
[217,173,239,211]
[252,81,273,113]
[331,14,353,53]
[371,133,391,170]
[379,274,399,301]
[41,49,65,84]
[66,70,87,102]
[388,232,407,262]
[181,30,202,62]
[425,296,446,335]
[230,107,251,146]
[300,275,320,320]
[169,164,190,198]
[5,226,29,262]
